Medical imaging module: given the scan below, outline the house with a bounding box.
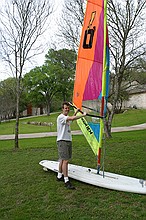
[123,82,146,109]
[22,104,45,116]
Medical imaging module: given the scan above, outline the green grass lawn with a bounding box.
[0,111,79,135]
[111,109,146,127]
[0,109,146,219]
[0,109,146,135]
[0,130,146,220]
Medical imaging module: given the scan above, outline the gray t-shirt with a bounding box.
[57,113,72,141]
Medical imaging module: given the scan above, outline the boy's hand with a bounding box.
[74,108,80,115]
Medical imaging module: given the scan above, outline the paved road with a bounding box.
[0,123,146,140]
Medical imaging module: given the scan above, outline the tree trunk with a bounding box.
[46,99,51,116]
[104,109,115,138]
[15,78,20,149]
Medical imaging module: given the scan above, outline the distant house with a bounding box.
[22,104,45,116]
[123,82,146,109]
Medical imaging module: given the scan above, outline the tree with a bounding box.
[24,65,60,116]
[0,77,27,120]
[0,78,16,120]
[45,48,76,101]
[58,0,146,137]
[24,48,76,115]
[106,0,146,136]
[0,0,53,148]
[128,58,146,84]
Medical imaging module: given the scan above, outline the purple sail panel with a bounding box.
[83,7,104,101]
[83,62,103,100]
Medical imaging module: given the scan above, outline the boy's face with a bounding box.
[62,104,70,116]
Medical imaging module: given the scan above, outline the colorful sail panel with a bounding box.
[73,0,109,156]
[73,0,104,108]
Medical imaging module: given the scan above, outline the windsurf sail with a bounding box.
[72,0,110,172]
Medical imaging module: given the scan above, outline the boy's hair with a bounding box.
[62,101,70,109]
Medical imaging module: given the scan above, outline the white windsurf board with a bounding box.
[39,160,146,194]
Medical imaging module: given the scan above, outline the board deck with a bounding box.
[39,160,146,194]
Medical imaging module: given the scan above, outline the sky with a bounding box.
[0,0,64,81]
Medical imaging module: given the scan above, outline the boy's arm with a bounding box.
[67,112,86,121]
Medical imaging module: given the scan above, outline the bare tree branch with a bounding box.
[0,0,54,148]
[57,0,85,50]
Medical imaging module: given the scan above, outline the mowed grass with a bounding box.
[0,111,79,135]
[111,109,146,127]
[0,109,146,219]
[0,130,146,220]
[0,109,146,135]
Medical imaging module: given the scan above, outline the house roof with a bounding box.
[129,84,146,94]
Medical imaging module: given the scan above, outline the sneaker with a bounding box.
[56,176,64,181]
[65,181,75,189]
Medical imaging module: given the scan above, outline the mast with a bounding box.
[97,0,107,174]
